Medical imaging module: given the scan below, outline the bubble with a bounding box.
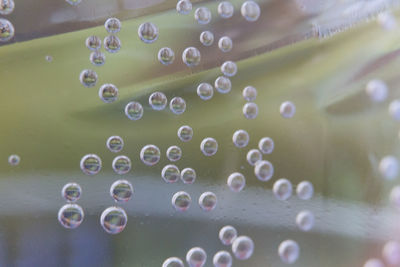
[219,225,237,245]
[158,47,175,65]
[366,79,388,103]
[172,191,191,211]
[199,191,217,211]
[99,83,118,103]
[280,101,296,118]
[378,12,397,31]
[197,83,214,100]
[66,0,82,6]
[125,101,144,121]
[227,172,246,192]
[242,86,257,101]
[186,247,207,267]
[243,102,258,119]
[200,137,218,156]
[278,240,300,264]
[213,251,232,267]
[363,258,385,267]
[61,183,82,202]
[258,137,274,154]
[112,155,131,175]
[389,100,400,121]
[100,206,128,234]
[0,18,14,42]
[110,179,133,202]
[104,35,121,53]
[45,55,53,62]
[200,31,214,46]
[296,181,314,200]
[220,61,237,77]
[218,1,234,19]
[246,149,262,166]
[215,76,231,94]
[232,130,249,148]
[383,241,400,266]
[80,154,102,175]
[106,136,124,153]
[176,0,192,15]
[182,47,201,67]
[296,210,314,231]
[232,236,254,260]
[273,178,293,200]
[58,204,84,229]
[140,144,161,166]
[170,97,186,114]
[218,36,233,52]
[104,18,121,33]
[0,0,14,15]
[86,35,101,50]
[390,186,400,209]
[178,125,193,142]
[149,92,167,110]
[194,7,211,24]
[254,160,274,181]
[90,51,106,66]
[79,69,97,87]
[181,168,196,184]
[241,1,261,22]
[166,146,182,162]
[138,22,158,44]
[163,257,185,267]
[162,164,180,183]
[379,155,399,180]
[8,154,20,166]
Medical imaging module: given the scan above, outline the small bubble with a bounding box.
[170,97,186,114]
[8,154,20,166]
[112,155,131,175]
[200,137,218,156]
[0,18,14,42]
[213,251,232,267]
[200,31,214,46]
[227,172,246,192]
[138,22,158,44]
[215,76,231,94]
[242,86,257,101]
[366,79,388,103]
[86,35,101,50]
[90,51,106,66]
[149,92,167,110]
[186,247,207,267]
[241,1,261,22]
[166,146,182,162]
[296,210,314,231]
[363,258,385,267]
[99,83,118,103]
[254,160,274,181]
[79,69,97,87]
[162,164,180,183]
[158,47,175,65]
[383,241,400,266]
[181,168,196,184]
[218,36,233,52]
[172,191,191,211]
[62,183,82,202]
[232,130,249,148]
[0,0,15,15]
[243,102,258,119]
[221,61,237,77]
[197,83,214,100]
[182,47,201,67]
[110,179,133,202]
[218,1,234,19]
[246,149,262,166]
[199,191,217,211]
[378,12,397,31]
[278,240,300,264]
[232,236,254,260]
[379,155,399,180]
[45,55,53,62]
[258,137,274,154]
[389,100,400,121]
[100,206,128,234]
[219,225,237,245]
[80,154,102,175]
[66,0,82,6]
[178,125,193,142]
[104,35,121,53]
[176,0,192,15]
[390,186,400,209]
[296,181,314,200]
[280,101,296,118]
[140,144,161,166]
[273,178,293,200]
[104,18,121,33]
[106,136,124,153]
[58,204,84,229]
[195,7,211,24]
[163,257,185,267]
[125,101,143,121]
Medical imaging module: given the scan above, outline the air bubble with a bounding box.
[90,51,106,66]
[296,181,314,200]
[273,178,293,200]
[200,137,218,156]
[221,61,237,77]
[232,236,254,260]
[106,136,124,153]
[8,154,20,166]
[218,1,234,19]
[62,183,82,202]
[182,47,201,67]
[200,31,214,46]
[246,149,262,166]
[389,100,400,121]
[219,225,237,245]
[86,36,101,50]
[178,125,193,142]
[363,258,385,267]
[215,76,231,94]
[280,101,296,118]
[176,0,192,15]
[110,179,133,202]
[243,102,258,119]
[227,172,246,192]
[66,0,82,6]
[158,47,175,65]
[186,247,207,267]
[80,154,102,175]
[104,18,121,33]
[199,191,217,211]
[241,1,261,22]
[0,18,14,42]
[138,22,158,44]
[218,36,233,52]
[383,241,400,266]
[379,155,399,180]
[58,204,84,229]
[140,144,161,166]
[166,146,182,162]
[194,7,211,24]
[125,101,143,121]
[197,83,214,100]
[390,186,400,209]
[79,69,97,87]
[163,257,185,267]
[232,130,249,148]
[213,251,232,267]
[45,55,53,62]
[112,155,131,175]
[366,79,388,103]
[99,83,118,103]
[258,137,274,154]
[181,168,196,184]
[0,0,14,15]
[278,240,300,264]
[149,92,167,110]
[162,164,180,183]
[296,210,314,231]
[254,160,274,181]
[170,97,186,114]
[242,86,257,101]
[104,35,121,53]
[172,191,191,211]
[100,206,128,234]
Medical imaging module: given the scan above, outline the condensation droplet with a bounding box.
[218,1,234,19]
[181,168,196,184]
[149,92,167,110]
[99,83,118,103]
[379,155,399,180]
[197,83,214,100]
[296,210,315,231]
[0,0,15,15]
[104,18,121,33]
[80,154,102,175]
[215,76,231,94]
[66,0,82,6]
[219,225,237,246]
[243,102,258,119]
[366,79,388,103]
[104,35,121,53]
[158,47,175,65]
[221,61,237,77]
[227,172,246,192]
[199,191,217,211]
[90,51,106,66]
[389,99,400,121]
[278,240,300,264]
[242,86,257,101]
[0,18,14,42]
[213,251,232,267]
[200,31,214,46]
[138,22,159,44]
[241,1,261,22]
[178,125,193,142]
[194,7,211,24]
[172,191,191,211]
[79,69,97,88]
[106,136,124,153]
[176,0,192,15]
[254,160,274,181]
[200,137,218,156]
[182,47,201,67]
[218,36,233,52]
[62,183,82,202]
[246,149,262,166]
[100,206,128,234]
[112,155,131,175]
[170,97,186,114]
[140,144,161,166]
[280,101,296,118]
[110,179,133,202]
[125,101,143,121]
[163,257,185,267]
[166,146,182,162]
[296,181,314,200]
[273,178,293,200]
[258,137,274,154]
[232,236,254,260]
[186,247,207,267]
[86,35,101,51]
[232,130,249,148]
[58,204,84,229]
[8,154,20,166]
[162,164,180,183]
[363,258,385,267]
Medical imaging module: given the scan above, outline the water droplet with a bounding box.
[232,236,254,260]
[363,258,385,267]
[0,18,14,42]
[138,22,158,44]
[258,137,274,154]
[62,183,82,202]
[296,210,314,231]
[170,97,186,114]
[243,102,258,119]
[296,181,314,200]
[194,7,211,24]
[66,0,82,6]
[140,144,161,166]
[125,101,143,121]
[366,79,388,103]
[104,18,121,33]
[158,47,175,65]
[90,51,106,66]
[162,164,180,183]
[172,191,191,211]
[163,257,185,267]
[79,69,97,87]
[8,154,20,166]
[100,206,128,234]
[199,191,217,211]
[58,204,84,229]
[246,149,262,166]
[86,35,101,51]
[218,36,233,52]
[176,0,192,15]
[0,0,15,15]
[241,1,261,22]
[280,101,296,118]
[178,125,193,142]
[182,47,201,67]
[149,92,167,110]
[181,168,196,184]
[219,225,237,245]
[232,130,249,148]
[218,1,234,19]
[106,136,124,153]
[200,31,214,46]
[215,76,231,94]
[186,247,207,267]
[80,154,102,175]
[104,35,121,53]
[242,86,257,101]
[200,137,218,156]
[390,186,400,209]
[197,83,214,100]
[389,99,400,121]
[110,179,133,202]
[379,155,399,180]
[166,145,182,162]
[227,172,246,192]
[273,178,293,200]
[112,155,131,175]
[254,160,274,181]
[99,83,118,103]
[278,240,299,264]
[213,251,232,267]
[221,61,237,77]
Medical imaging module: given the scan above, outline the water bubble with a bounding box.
[273,178,293,200]
[366,79,388,103]
[243,102,258,119]
[278,240,300,264]
[79,69,97,87]
[194,7,211,24]
[140,144,161,166]
[170,97,186,114]
[162,164,180,183]
[104,35,121,53]
[221,61,237,77]
[215,76,231,94]
[197,83,214,100]
[172,191,191,211]
[138,22,158,44]
[85,35,101,51]
[280,101,296,118]
[296,181,314,200]
[227,172,246,192]
[200,31,214,46]
[100,206,128,234]
[158,47,175,65]
[242,86,257,101]
[176,0,192,15]
[110,179,133,202]
[66,0,82,6]
[80,154,102,175]
[232,236,254,260]
[363,258,385,267]
[379,155,399,180]
[0,18,14,42]
[213,251,232,267]
[218,1,234,19]
[219,225,237,245]
[383,241,400,266]
[258,137,274,154]
[296,210,315,231]
[182,47,201,67]
[58,204,84,229]
[254,160,274,181]
[246,149,262,166]
[389,99,400,121]
[241,1,261,22]
[163,257,185,267]
[178,125,193,142]
[8,154,20,166]
[45,55,53,62]
[149,92,167,110]
[200,137,218,156]
[106,136,124,153]
[186,247,207,267]
[99,83,118,103]
[125,101,143,121]
[0,0,15,15]
[62,183,82,202]
[199,191,217,211]
[218,36,233,52]
[232,130,249,148]
[112,155,131,175]
[166,146,182,162]
[104,18,121,33]
[181,168,196,184]
[90,51,106,66]
[390,186,400,209]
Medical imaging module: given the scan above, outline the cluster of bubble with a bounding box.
[58,182,84,229]
[0,0,15,42]
[172,191,217,212]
